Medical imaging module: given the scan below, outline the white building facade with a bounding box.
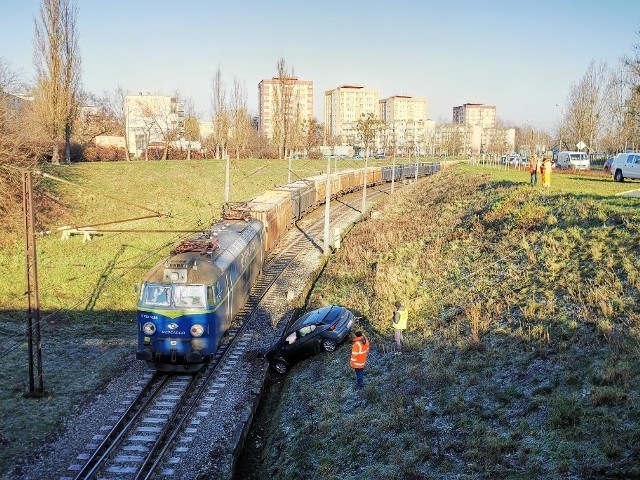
[379,95,433,155]
[324,85,380,146]
[453,103,496,129]
[125,94,185,157]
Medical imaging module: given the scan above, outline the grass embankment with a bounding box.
[254,165,640,479]
[0,157,379,472]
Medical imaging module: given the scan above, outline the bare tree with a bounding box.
[272,58,299,159]
[127,94,182,160]
[229,77,252,159]
[71,91,114,148]
[303,118,323,156]
[485,128,509,155]
[102,86,130,160]
[183,98,199,160]
[0,58,47,230]
[625,28,640,93]
[211,66,230,159]
[355,112,383,157]
[621,30,640,150]
[564,60,608,153]
[33,0,81,164]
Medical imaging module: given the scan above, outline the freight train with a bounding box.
[136,161,440,372]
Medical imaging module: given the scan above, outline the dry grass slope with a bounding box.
[255,168,640,480]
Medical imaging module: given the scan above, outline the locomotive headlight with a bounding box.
[190,324,204,337]
[142,322,156,335]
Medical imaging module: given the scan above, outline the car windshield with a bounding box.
[141,283,206,309]
[569,154,585,161]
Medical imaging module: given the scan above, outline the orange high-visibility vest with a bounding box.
[350,336,369,368]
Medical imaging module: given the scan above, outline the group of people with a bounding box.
[528,154,552,189]
[349,300,408,388]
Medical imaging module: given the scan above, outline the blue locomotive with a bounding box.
[136,217,264,372]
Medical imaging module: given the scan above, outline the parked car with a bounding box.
[265,305,354,374]
[556,151,590,170]
[603,157,614,173]
[508,155,527,167]
[610,152,640,182]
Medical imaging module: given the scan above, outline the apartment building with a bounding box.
[324,85,379,145]
[258,77,313,141]
[434,124,515,155]
[379,95,433,155]
[125,94,184,156]
[453,103,496,129]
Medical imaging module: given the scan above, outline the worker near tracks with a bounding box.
[350,331,370,388]
[541,154,552,189]
[392,300,408,354]
[529,155,540,186]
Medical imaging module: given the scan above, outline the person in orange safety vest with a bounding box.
[350,331,369,388]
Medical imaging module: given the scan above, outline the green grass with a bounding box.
[0,156,438,473]
[251,165,640,479]
[4,158,640,478]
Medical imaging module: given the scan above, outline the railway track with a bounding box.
[62,182,394,479]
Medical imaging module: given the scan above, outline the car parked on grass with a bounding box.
[603,157,614,173]
[265,305,354,374]
[610,152,640,181]
[556,151,590,170]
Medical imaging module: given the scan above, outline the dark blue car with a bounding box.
[266,305,354,374]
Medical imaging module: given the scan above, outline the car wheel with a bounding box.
[272,360,288,374]
[614,170,624,182]
[322,339,337,352]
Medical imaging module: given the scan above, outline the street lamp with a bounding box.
[555,103,563,154]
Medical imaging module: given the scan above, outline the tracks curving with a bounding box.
[63,182,396,479]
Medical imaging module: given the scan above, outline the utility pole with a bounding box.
[391,155,396,195]
[224,153,230,204]
[23,170,44,397]
[323,156,331,255]
[362,154,368,216]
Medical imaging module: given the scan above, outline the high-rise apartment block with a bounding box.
[380,95,428,123]
[324,85,379,144]
[258,77,313,140]
[378,95,434,156]
[453,103,496,129]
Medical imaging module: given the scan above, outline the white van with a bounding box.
[610,152,640,182]
[556,151,590,170]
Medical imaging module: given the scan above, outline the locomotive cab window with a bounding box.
[207,287,214,307]
[144,285,171,306]
[174,285,206,308]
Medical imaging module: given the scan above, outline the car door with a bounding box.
[282,325,319,362]
[622,154,635,177]
[631,155,640,179]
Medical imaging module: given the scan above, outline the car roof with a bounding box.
[293,305,344,328]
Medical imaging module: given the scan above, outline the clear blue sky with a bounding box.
[2,0,639,131]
